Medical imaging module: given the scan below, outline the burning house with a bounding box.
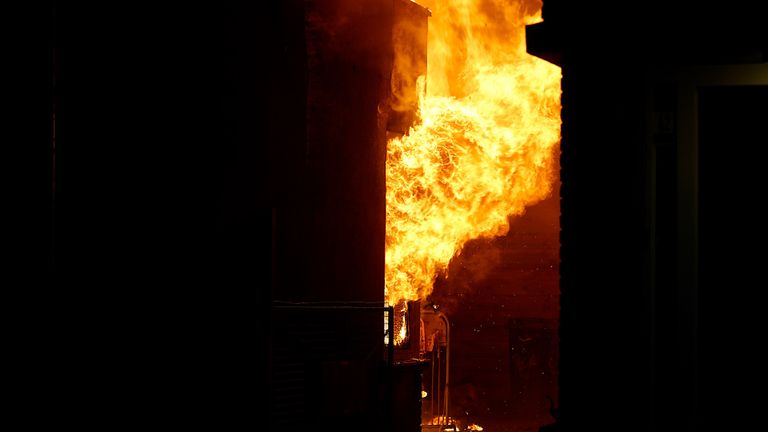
[48,1,766,431]
[268,0,562,430]
[263,1,766,431]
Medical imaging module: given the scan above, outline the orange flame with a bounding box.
[428,415,455,425]
[385,0,561,316]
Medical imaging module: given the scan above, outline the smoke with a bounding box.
[429,237,502,315]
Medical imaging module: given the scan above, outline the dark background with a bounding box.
[19,1,768,430]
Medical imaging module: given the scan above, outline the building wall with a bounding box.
[431,189,560,427]
[529,1,767,431]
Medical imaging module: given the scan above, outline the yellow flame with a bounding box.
[385,0,561,310]
[397,304,408,344]
[467,424,484,431]
[429,415,455,425]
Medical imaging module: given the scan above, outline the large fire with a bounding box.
[385,0,561,343]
